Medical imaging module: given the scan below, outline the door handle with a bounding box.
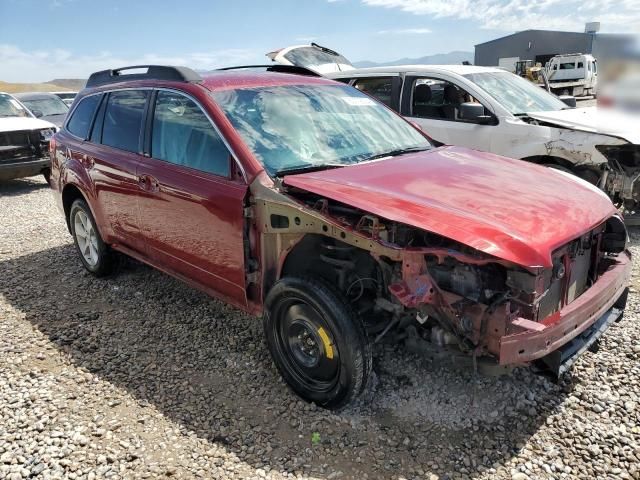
[138,175,160,192]
[82,155,95,169]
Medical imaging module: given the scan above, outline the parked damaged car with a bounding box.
[267,46,640,216]
[51,66,631,409]
[14,91,70,128]
[329,66,640,216]
[0,92,56,183]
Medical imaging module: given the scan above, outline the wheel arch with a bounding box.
[273,233,383,303]
[521,155,602,184]
[61,183,106,238]
[521,154,577,171]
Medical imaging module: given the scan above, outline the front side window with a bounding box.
[464,71,569,115]
[0,93,30,118]
[211,84,431,176]
[410,78,481,121]
[353,77,395,107]
[102,90,148,153]
[67,94,101,138]
[151,91,230,177]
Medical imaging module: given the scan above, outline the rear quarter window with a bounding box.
[66,95,101,138]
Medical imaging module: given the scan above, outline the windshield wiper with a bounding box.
[362,146,430,162]
[274,163,345,177]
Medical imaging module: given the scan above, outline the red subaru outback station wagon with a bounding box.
[50,65,631,408]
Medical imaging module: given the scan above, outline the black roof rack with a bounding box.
[216,64,321,77]
[86,65,202,88]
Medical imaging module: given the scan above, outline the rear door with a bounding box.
[86,89,149,253]
[136,89,248,308]
[63,91,147,253]
[351,76,402,112]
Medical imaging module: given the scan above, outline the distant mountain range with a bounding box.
[353,51,473,68]
[48,78,86,90]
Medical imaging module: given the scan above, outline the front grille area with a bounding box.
[537,230,599,321]
[0,130,49,164]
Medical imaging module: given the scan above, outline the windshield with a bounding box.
[20,96,69,116]
[211,84,431,176]
[464,71,569,115]
[0,94,30,118]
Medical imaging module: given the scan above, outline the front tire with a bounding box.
[69,199,114,276]
[264,276,372,409]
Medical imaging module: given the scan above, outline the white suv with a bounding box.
[326,65,638,214]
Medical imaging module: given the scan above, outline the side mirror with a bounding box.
[32,109,44,118]
[559,95,577,108]
[459,102,493,124]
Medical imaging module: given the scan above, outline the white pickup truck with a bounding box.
[546,53,598,97]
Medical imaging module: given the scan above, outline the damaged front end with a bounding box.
[597,144,640,215]
[252,178,632,378]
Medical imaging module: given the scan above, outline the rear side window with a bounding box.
[353,77,394,107]
[66,95,100,138]
[151,91,230,177]
[102,90,148,153]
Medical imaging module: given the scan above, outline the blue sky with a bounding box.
[1,0,637,82]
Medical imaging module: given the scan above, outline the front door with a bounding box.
[401,75,494,152]
[136,89,248,308]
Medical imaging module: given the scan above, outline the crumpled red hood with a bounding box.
[283,146,617,269]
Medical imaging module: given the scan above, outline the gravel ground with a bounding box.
[0,176,638,480]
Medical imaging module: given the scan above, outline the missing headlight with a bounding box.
[602,215,627,253]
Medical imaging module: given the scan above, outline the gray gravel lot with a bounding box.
[0,176,638,480]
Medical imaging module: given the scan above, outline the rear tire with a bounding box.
[69,199,114,277]
[42,168,51,185]
[264,276,372,409]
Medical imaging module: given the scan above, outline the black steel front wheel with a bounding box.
[264,276,372,409]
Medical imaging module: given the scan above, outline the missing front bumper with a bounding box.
[537,289,627,377]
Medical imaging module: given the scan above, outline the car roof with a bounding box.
[327,64,505,77]
[13,92,61,100]
[80,70,338,95]
[199,71,338,91]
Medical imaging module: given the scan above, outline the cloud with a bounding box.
[359,0,640,32]
[377,27,432,34]
[0,45,259,82]
[294,36,319,43]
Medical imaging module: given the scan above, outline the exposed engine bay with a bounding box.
[256,185,629,375]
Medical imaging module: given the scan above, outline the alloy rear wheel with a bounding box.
[69,199,114,276]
